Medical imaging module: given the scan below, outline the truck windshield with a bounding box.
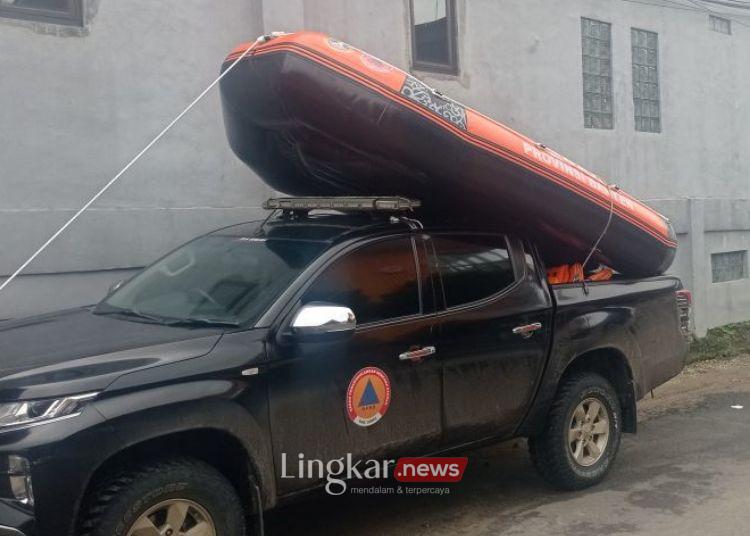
[97,236,326,326]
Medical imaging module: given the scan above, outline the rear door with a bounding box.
[266,235,442,494]
[429,234,553,444]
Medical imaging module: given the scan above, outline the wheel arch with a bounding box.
[75,426,265,534]
[86,427,259,502]
[560,347,638,434]
[70,385,278,536]
[518,343,640,437]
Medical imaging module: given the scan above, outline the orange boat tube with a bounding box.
[219,32,676,277]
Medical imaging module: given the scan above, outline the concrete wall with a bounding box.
[1,0,748,336]
[0,0,272,318]
[648,198,750,335]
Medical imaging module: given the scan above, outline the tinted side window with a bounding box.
[303,238,420,324]
[433,235,515,308]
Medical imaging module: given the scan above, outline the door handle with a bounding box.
[512,322,542,338]
[399,346,436,362]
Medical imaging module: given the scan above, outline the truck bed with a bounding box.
[551,276,688,398]
[518,274,689,437]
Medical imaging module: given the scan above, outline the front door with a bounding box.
[267,235,442,494]
[429,233,553,445]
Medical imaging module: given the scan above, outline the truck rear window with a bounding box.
[433,235,515,308]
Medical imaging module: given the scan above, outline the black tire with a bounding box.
[529,372,622,490]
[78,457,246,536]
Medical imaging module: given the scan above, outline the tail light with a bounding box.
[676,289,692,337]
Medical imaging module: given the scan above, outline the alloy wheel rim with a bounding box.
[568,397,610,467]
[126,498,216,536]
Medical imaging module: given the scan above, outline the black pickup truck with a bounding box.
[0,197,689,536]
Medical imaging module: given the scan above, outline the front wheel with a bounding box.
[79,458,246,536]
[529,372,622,490]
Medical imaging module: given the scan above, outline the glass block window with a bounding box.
[709,15,731,35]
[711,251,748,283]
[581,18,614,129]
[631,28,661,133]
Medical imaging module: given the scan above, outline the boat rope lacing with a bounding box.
[0,34,272,298]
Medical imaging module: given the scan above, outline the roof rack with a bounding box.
[263,196,421,213]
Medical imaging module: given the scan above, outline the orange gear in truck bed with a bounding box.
[547,263,614,284]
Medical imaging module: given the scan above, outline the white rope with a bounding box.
[0,36,264,296]
[581,184,615,272]
[536,143,616,274]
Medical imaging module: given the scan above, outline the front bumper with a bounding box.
[0,405,113,536]
[0,527,29,536]
[0,499,33,535]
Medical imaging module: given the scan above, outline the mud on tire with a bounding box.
[529,372,622,490]
[78,457,246,536]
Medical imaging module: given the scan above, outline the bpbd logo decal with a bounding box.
[346,366,391,427]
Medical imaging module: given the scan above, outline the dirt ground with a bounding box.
[266,355,750,536]
[636,354,750,419]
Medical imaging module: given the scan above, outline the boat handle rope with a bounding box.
[0,34,271,298]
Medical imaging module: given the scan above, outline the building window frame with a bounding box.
[581,17,614,130]
[0,0,83,27]
[409,0,459,75]
[631,27,661,133]
[711,250,748,283]
[709,14,732,35]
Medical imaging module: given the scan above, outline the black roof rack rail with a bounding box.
[263,196,421,213]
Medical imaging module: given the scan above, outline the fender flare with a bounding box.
[517,306,643,437]
[82,381,277,510]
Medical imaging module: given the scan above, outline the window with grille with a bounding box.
[581,18,614,129]
[711,251,748,283]
[0,0,82,26]
[631,28,661,133]
[709,14,731,35]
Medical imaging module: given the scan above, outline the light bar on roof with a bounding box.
[263,196,421,212]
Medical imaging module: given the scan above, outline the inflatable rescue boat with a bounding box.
[219,32,676,277]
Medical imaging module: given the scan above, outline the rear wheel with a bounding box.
[79,458,246,536]
[529,372,622,490]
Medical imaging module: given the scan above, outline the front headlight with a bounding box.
[0,392,98,431]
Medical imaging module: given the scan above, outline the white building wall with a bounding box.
[0,0,272,318]
[1,0,748,336]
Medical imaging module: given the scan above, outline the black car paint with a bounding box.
[436,235,554,445]
[0,308,223,400]
[0,215,688,536]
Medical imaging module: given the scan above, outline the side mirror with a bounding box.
[290,302,356,342]
[108,279,125,295]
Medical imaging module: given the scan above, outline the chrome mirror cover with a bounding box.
[291,302,356,337]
